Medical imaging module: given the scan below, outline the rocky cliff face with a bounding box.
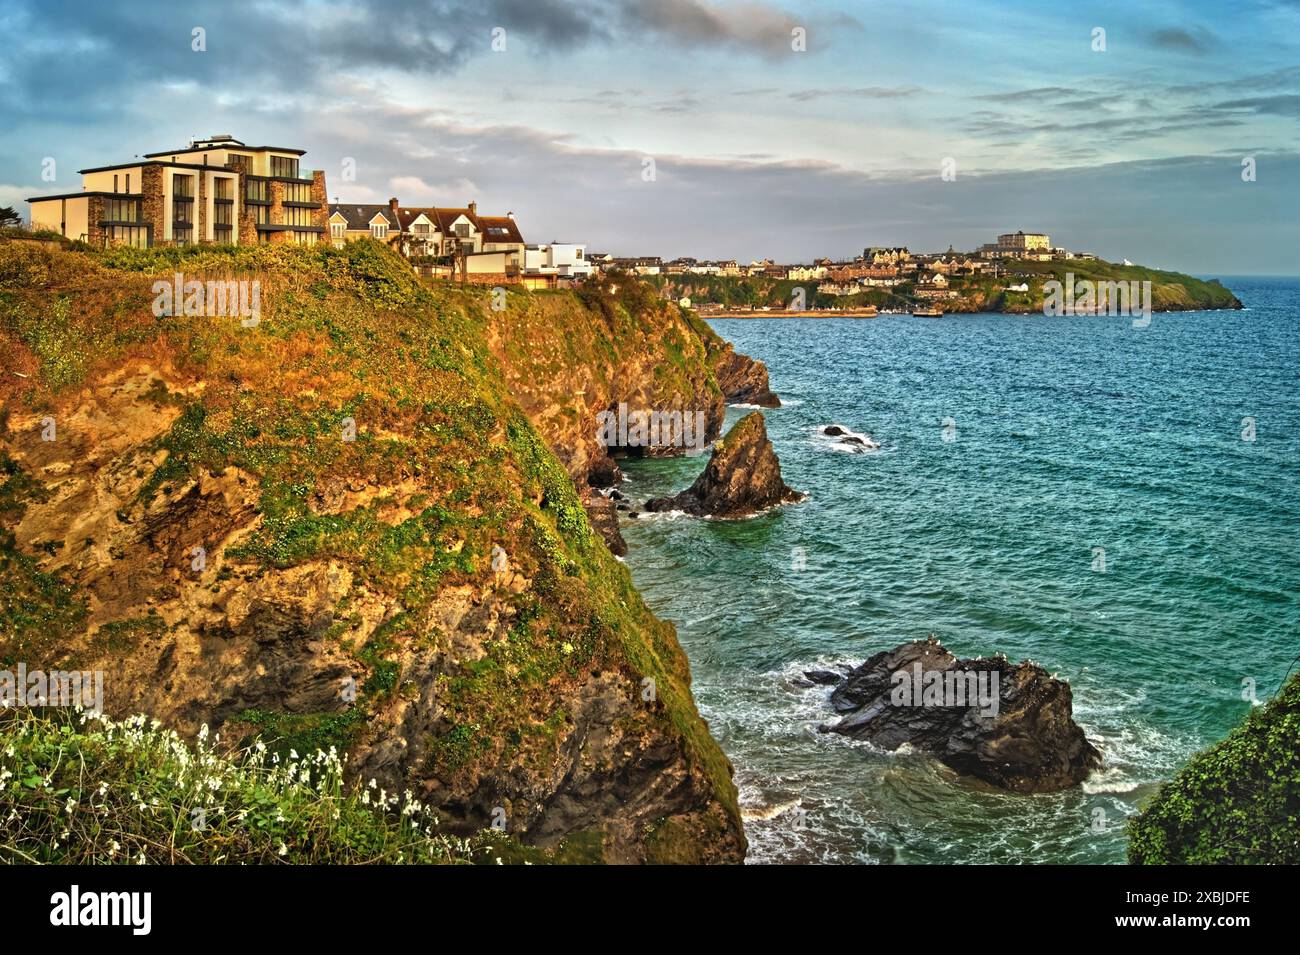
[0,240,746,863]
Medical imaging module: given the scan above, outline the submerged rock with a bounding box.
[821,424,879,451]
[803,669,845,686]
[819,639,1100,793]
[645,412,802,518]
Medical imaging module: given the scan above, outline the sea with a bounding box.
[619,277,1300,864]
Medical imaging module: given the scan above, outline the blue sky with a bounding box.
[2,0,1298,272]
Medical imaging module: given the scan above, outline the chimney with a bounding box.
[389,196,400,217]
[468,200,477,218]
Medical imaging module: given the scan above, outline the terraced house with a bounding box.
[329,198,525,269]
[27,135,328,248]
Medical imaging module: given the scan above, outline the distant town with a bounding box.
[24,133,1103,311]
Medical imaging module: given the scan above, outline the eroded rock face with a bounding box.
[1,357,745,864]
[582,493,628,556]
[820,639,1101,793]
[645,412,802,518]
[714,344,780,408]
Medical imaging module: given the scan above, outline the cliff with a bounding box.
[0,239,748,863]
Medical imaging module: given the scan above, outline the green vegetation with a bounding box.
[0,237,742,860]
[1128,672,1300,864]
[650,258,1240,313]
[0,707,471,864]
[0,707,614,865]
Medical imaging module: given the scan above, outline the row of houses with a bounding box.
[24,134,595,285]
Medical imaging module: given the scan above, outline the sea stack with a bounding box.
[645,412,802,518]
[819,639,1101,793]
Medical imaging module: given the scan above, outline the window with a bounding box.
[371,222,388,239]
[291,231,318,246]
[113,174,119,192]
[283,182,311,203]
[214,203,233,227]
[172,226,193,245]
[454,223,470,238]
[330,222,345,238]
[104,198,140,222]
[412,223,430,236]
[214,178,232,200]
[172,174,193,198]
[284,206,313,226]
[270,155,300,178]
[245,179,270,202]
[106,225,148,248]
[126,173,131,192]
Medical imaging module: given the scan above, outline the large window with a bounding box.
[270,155,300,178]
[290,230,318,246]
[103,198,140,222]
[253,205,270,225]
[283,182,312,204]
[106,225,148,248]
[330,222,345,238]
[172,173,194,245]
[214,203,233,242]
[245,179,270,202]
[284,206,313,226]
[214,178,233,200]
[371,222,388,239]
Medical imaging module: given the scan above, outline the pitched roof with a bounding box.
[390,206,524,243]
[476,215,524,244]
[328,204,396,230]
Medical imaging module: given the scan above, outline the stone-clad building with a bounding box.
[27,134,327,248]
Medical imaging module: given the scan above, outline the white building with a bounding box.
[524,242,593,278]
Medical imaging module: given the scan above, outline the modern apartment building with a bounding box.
[28,135,328,248]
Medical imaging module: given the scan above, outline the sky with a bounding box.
[1,0,1298,273]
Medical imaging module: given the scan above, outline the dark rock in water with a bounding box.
[823,425,848,437]
[803,669,845,686]
[644,412,802,519]
[587,453,623,489]
[714,344,780,408]
[840,435,865,446]
[821,639,1100,793]
[583,494,627,556]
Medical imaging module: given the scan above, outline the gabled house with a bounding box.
[328,204,399,247]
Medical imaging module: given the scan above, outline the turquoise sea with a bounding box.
[620,278,1300,864]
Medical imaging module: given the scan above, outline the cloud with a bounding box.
[1149,26,1215,54]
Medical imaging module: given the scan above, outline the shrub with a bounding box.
[1127,672,1300,864]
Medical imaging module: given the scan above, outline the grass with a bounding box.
[0,707,470,864]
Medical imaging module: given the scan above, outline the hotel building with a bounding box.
[27,135,328,248]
